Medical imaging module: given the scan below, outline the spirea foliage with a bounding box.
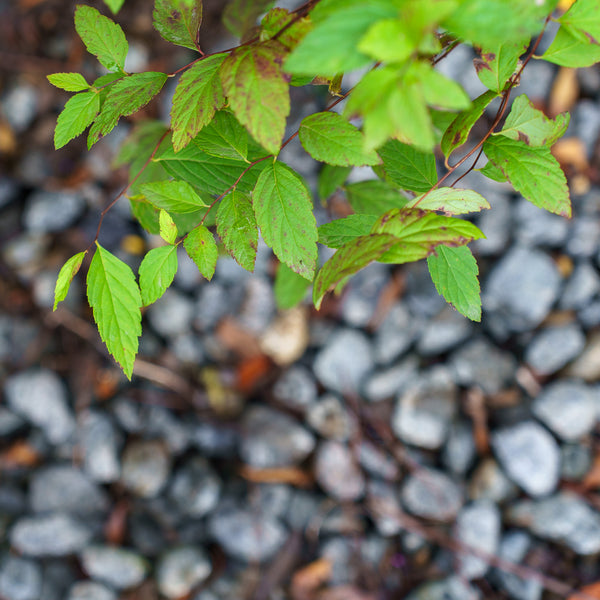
[49,0,599,378]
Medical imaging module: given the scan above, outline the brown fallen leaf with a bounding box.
[568,581,600,600]
[583,454,600,490]
[240,465,313,488]
[317,585,377,600]
[549,67,579,117]
[0,440,40,469]
[291,558,332,600]
[553,137,589,173]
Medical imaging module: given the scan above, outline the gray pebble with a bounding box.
[0,555,42,600]
[525,324,585,375]
[315,441,365,501]
[404,261,447,317]
[80,546,148,590]
[120,440,171,498]
[566,218,600,257]
[30,465,108,515]
[455,501,501,579]
[40,562,77,600]
[404,576,481,600]
[473,192,512,256]
[374,304,422,364]
[401,468,463,521]
[443,421,476,476]
[4,369,75,444]
[492,421,560,497]
[416,306,473,355]
[339,263,389,327]
[450,337,516,394]
[10,514,92,557]
[237,276,275,333]
[240,405,315,468]
[313,328,374,394]
[67,582,117,600]
[147,289,195,337]
[307,395,354,441]
[530,492,600,555]
[208,504,287,562]
[533,380,597,440]
[469,458,518,503]
[366,479,404,536]
[561,443,593,481]
[1,84,38,132]
[483,246,561,332]
[156,546,211,599]
[572,99,600,157]
[514,197,569,247]
[78,411,121,483]
[23,190,85,233]
[272,365,317,412]
[363,356,419,402]
[560,261,600,309]
[194,283,232,331]
[358,440,400,481]
[188,421,238,458]
[392,366,457,450]
[0,407,25,437]
[168,456,221,518]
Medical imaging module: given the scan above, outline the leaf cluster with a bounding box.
[49,0,600,377]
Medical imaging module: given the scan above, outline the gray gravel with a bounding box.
[80,546,148,590]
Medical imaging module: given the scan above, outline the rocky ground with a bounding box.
[2,1,600,600]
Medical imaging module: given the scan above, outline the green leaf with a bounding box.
[130,199,160,234]
[478,161,508,183]
[216,191,258,271]
[47,72,90,92]
[427,245,481,321]
[54,91,100,150]
[284,2,397,76]
[139,245,178,306]
[153,0,202,51]
[223,0,275,38]
[318,164,352,201]
[413,61,470,111]
[184,224,218,280]
[541,24,600,67]
[371,208,485,264]
[259,7,312,50]
[86,243,142,379]
[53,251,87,310]
[274,262,311,310]
[252,161,317,280]
[376,139,437,193]
[74,5,128,73]
[442,0,554,47]
[171,55,227,153]
[220,42,290,155]
[155,141,262,195]
[441,89,498,157]
[159,210,178,244]
[406,187,490,214]
[141,180,209,213]
[345,180,409,215]
[193,110,249,161]
[498,94,569,146]
[88,72,167,148]
[103,0,126,14]
[318,214,378,248]
[358,18,416,63]
[345,66,435,152]
[298,112,380,167]
[475,41,527,93]
[483,135,571,217]
[313,234,397,309]
[558,0,600,44]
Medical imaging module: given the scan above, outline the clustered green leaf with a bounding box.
[50,0,600,377]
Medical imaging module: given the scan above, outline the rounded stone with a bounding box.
[156,546,211,599]
[0,556,42,600]
[120,440,171,498]
[80,546,148,590]
[315,441,365,501]
[168,456,221,518]
[67,582,117,600]
[401,469,463,522]
[525,325,585,375]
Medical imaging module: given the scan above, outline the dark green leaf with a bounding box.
[427,245,481,320]
[220,41,290,155]
[484,135,571,217]
[274,262,310,310]
[216,191,258,271]
[377,139,437,193]
[478,161,508,182]
[54,91,100,149]
[88,72,167,148]
[371,208,485,264]
[193,110,249,161]
[74,5,128,73]
[53,251,87,310]
[153,0,202,51]
[86,243,142,379]
[299,112,380,167]
[318,164,352,201]
[253,162,318,279]
[171,54,227,152]
[184,224,218,280]
[139,245,178,305]
[345,180,409,215]
[441,89,498,157]
[259,7,311,50]
[313,234,397,309]
[318,214,378,248]
[223,0,275,38]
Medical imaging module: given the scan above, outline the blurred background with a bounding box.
[1,1,600,599]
